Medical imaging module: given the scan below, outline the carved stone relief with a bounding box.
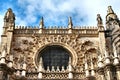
[11,35,99,72]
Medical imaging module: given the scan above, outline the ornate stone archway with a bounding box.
[34,42,78,68]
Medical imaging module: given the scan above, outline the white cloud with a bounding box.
[16,0,120,26]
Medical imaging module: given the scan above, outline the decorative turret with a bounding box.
[1,8,15,55]
[106,6,119,31]
[105,6,120,61]
[106,6,118,22]
[68,17,73,34]
[3,8,15,32]
[3,8,15,33]
[4,8,15,22]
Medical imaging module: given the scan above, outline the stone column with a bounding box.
[98,68,105,80]
[0,50,6,64]
[0,49,7,80]
[91,59,95,76]
[85,60,90,77]
[8,55,13,68]
[21,62,27,77]
[16,64,20,76]
[68,57,73,79]
[0,71,4,80]
[97,55,105,80]
[116,65,120,80]
[105,65,113,80]
[38,57,43,79]
[104,50,113,80]
[113,44,119,65]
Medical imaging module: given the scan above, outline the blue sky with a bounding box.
[0,0,120,42]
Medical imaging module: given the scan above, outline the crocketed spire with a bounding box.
[68,17,73,29]
[39,17,44,29]
[4,8,15,22]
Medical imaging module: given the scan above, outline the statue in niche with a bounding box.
[97,14,103,24]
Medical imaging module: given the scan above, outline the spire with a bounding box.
[68,17,73,29]
[107,6,114,14]
[39,17,44,29]
[4,8,15,22]
[106,6,118,22]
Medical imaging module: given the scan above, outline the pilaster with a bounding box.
[116,65,120,80]
[104,65,113,80]
[97,68,106,80]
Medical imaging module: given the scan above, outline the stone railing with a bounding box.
[42,72,68,79]
[43,29,69,34]
[26,71,85,79]
[14,26,98,35]
[73,72,85,79]
[26,65,85,79]
[26,72,38,80]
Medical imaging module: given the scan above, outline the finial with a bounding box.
[97,14,103,25]
[106,6,118,22]
[68,17,73,29]
[51,66,55,72]
[56,66,60,72]
[4,8,15,21]
[107,6,114,14]
[62,66,65,71]
[39,17,44,29]
[47,66,50,72]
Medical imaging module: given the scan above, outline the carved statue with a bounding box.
[97,14,103,24]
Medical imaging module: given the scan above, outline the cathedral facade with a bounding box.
[0,6,120,80]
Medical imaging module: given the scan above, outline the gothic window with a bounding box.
[39,45,70,70]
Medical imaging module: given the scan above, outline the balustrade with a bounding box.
[14,26,98,35]
[25,65,85,79]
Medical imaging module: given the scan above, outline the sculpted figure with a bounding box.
[97,14,103,24]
